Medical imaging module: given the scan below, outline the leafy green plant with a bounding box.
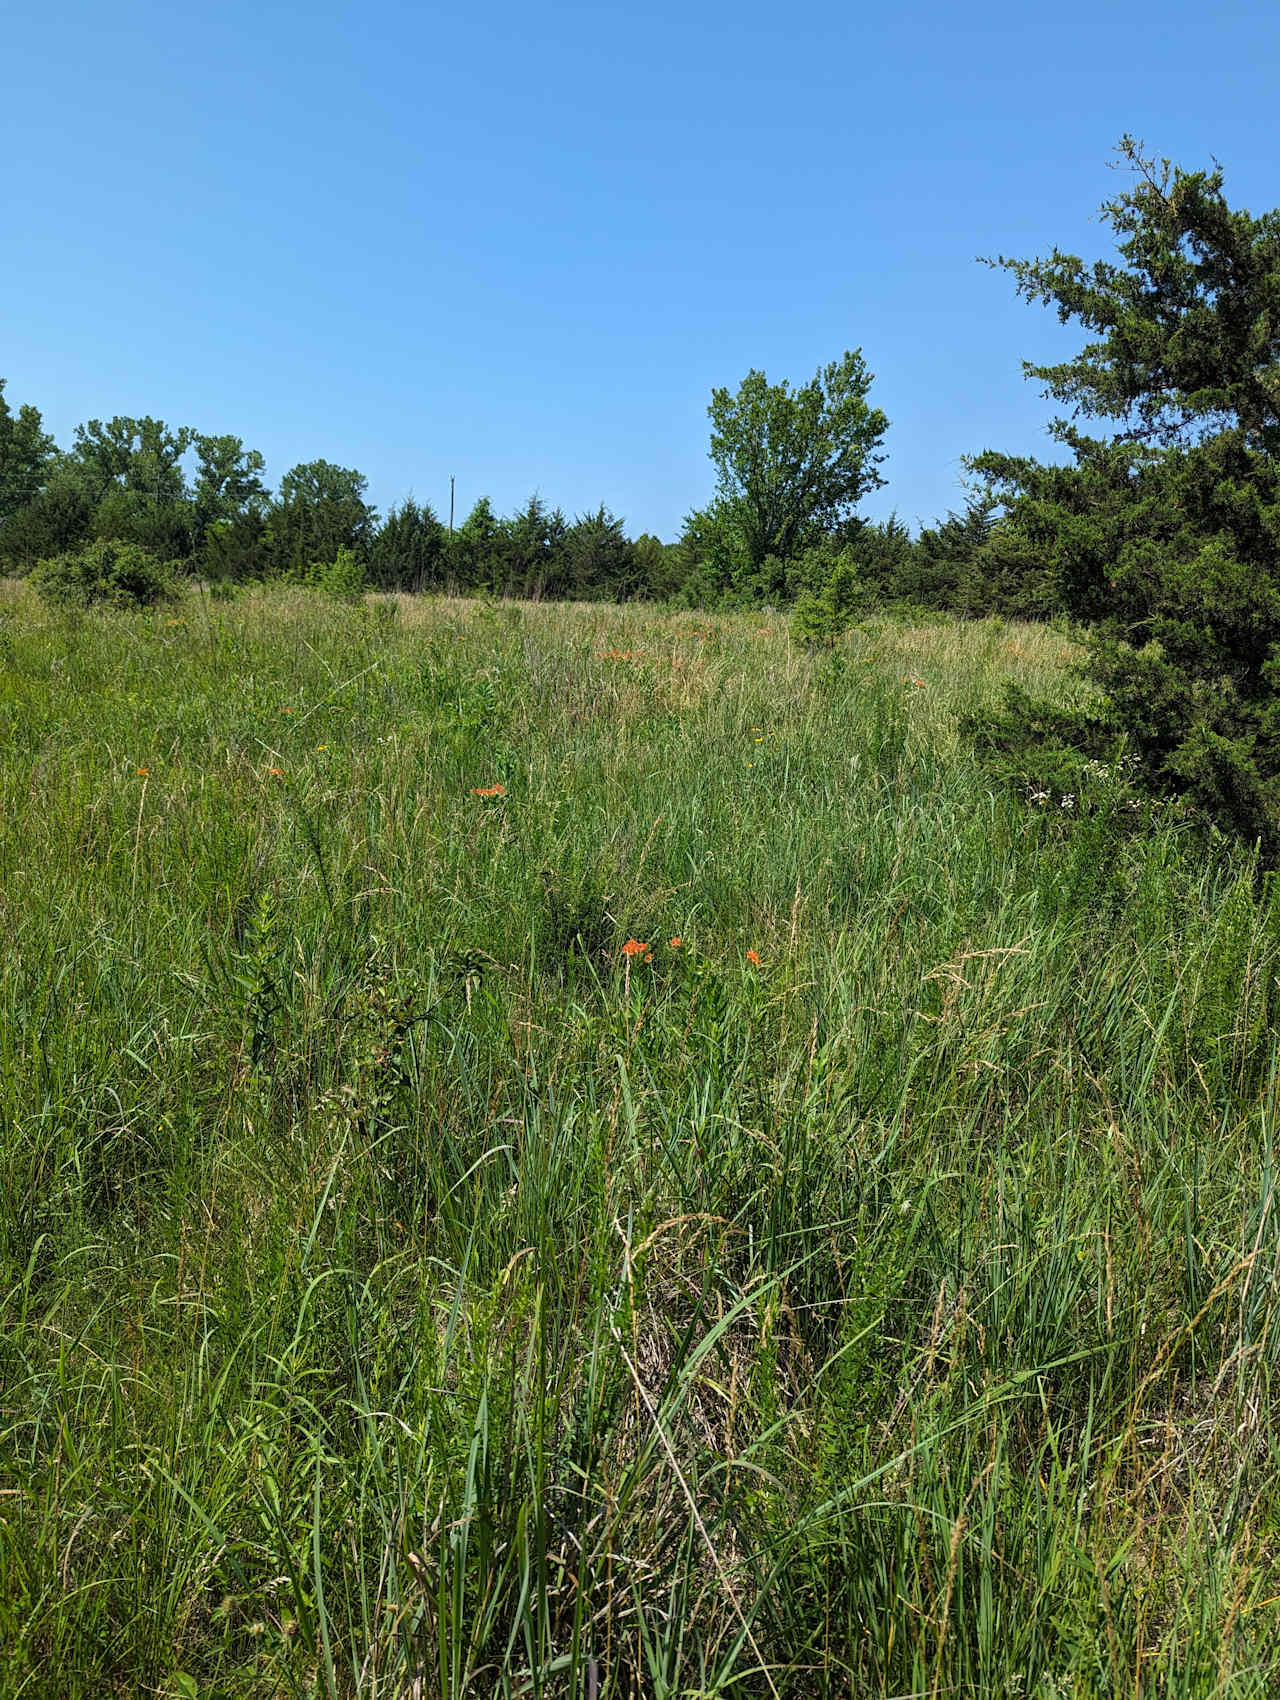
[289,543,367,602]
[790,552,862,647]
[29,537,177,608]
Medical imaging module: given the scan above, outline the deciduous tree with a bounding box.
[704,351,888,595]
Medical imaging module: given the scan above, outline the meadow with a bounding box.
[2,582,1279,1698]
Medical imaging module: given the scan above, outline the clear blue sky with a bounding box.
[6,0,1279,539]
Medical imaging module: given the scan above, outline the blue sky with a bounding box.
[6,0,1280,539]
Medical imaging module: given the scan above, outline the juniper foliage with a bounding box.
[972,138,1280,851]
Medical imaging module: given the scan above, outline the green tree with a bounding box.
[972,138,1280,849]
[67,415,197,558]
[561,506,639,600]
[632,532,681,599]
[0,469,92,567]
[703,351,888,596]
[192,434,267,543]
[502,493,566,599]
[267,460,375,577]
[447,496,502,592]
[369,498,446,592]
[198,511,269,585]
[0,380,55,525]
[70,416,195,502]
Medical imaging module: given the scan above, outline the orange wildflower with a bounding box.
[669,936,683,949]
[267,766,283,777]
[745,949,761,966]
[620,939,648,957]
[470,783,506,796]
[279,706,293,714]
[136,766,150,776]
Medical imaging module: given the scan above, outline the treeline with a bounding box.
[0,383,1063,617]
[0,405,685,602]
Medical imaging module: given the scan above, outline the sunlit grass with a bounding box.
[1,582,1278,1697]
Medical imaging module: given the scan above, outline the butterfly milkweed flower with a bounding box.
[470,784,506,796]
[267,767,283,777]
[746,949,761,966]
[669,936,682,949]
[621,939,648,957]
[136,766,150,776]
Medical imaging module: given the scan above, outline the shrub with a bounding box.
[790,553,862,647]
[289,545,367,603]
[29,538,176,609]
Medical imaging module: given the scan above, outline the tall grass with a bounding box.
[1,583,1278,1696]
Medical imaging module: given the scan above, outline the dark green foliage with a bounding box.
[500,492,567,598]
[915,495,1058,619]
[839,511,913,604]
[369,497,447,591]
[446,495,502,591]
[560,505,642,600]
[972,139,1280,852]
[632,531,683,599]
[0,472,93,567]
[0,380,55,526]
[265,459,376,577]
[191,433,268,545]
[70,416,195,502]
[197,510,270,585]
[30,538,176,609]
[90,481,195,559]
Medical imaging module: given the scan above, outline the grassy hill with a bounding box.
[2,584,1278,1697]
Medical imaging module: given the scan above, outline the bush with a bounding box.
[289,545,367,603]
[29,539,177,609]
[790,553,861,647]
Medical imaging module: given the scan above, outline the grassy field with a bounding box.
[2,582,1279,1698]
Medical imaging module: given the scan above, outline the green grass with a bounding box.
[1,582,1279,1697]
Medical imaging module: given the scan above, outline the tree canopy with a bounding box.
[700,351,888,595]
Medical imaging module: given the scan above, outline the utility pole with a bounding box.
[449,475,455,536]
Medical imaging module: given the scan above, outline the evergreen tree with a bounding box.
[502,494,566,598]
[369,499,447,592]
[447,497,502,592]
[972,138,1280,850]
[266,461,375,577]
[561,506,639,600]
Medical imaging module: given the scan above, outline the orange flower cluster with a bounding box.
[745,949,761,966]
[470,784,506,796]
[901,676,926,688]
[620,938,652,961]
[600,649,643,661]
